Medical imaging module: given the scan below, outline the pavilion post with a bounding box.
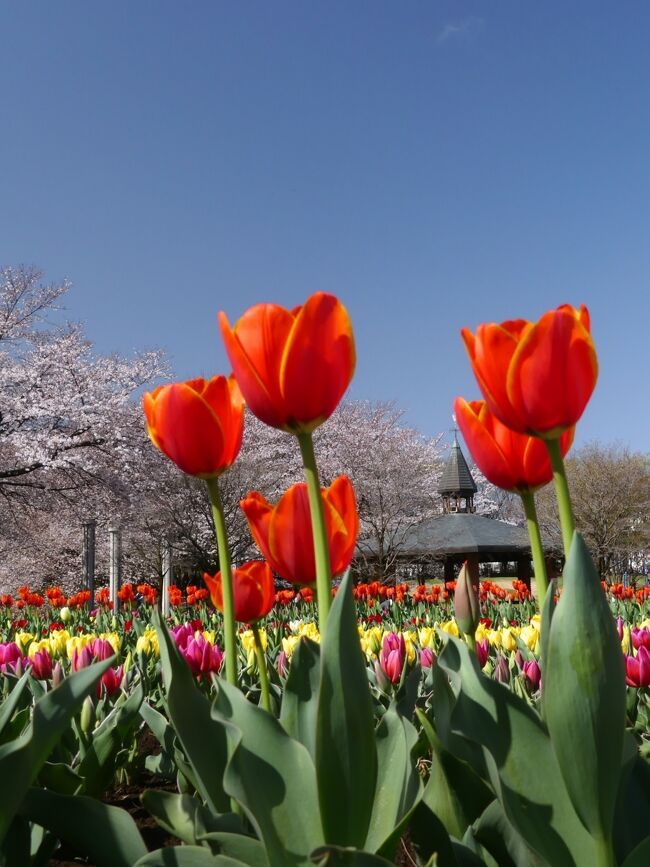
[82,520,96,609]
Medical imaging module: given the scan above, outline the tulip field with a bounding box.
[1,295,649,867]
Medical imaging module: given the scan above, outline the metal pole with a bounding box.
[109,527,122,613]
[162,538,172,617]
[82,520,96,609]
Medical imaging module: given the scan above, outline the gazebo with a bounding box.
[364,436,535,585]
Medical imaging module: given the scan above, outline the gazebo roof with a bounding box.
[438,439,478,496]
[360,513,531,560]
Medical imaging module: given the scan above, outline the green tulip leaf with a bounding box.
[19,786,148,867]
[280,637,321,759]
[316,572,377,848]
[37,761,84,795]
[0,658,112,844]
[197,831,269,865]
[154,609,230,813]
[621,838,650,867]
[78,676,145,797]
[430,657,488,778]
[0,670,30,738]
[614,733,650,862]
[212,677,324,867]
[365,702,422,856]
[141,790,246,846]
[135,848,247,866]
[471,800,543,867]
[408,798,470,867]
[437,634,596,867]
[543,533,626,842]
[417,709,493,839]
[310,845,395,865]
[140,700,198,789]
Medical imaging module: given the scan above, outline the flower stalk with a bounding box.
[545,437,576,558]
[251,621,271,713]
[520,490,548,604]
[297,431,332,633]
[206,477,237,686]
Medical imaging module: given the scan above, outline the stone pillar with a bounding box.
[109,527,122,612]
[82,521,96,609]
[162,538,173,617]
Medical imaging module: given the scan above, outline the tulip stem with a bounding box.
[251,621,271,713]
[521,490,548,605]
[206,477,237,687]
[297,431,332,633]
[545,437,576,558]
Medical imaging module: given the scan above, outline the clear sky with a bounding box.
[1,2,648,452]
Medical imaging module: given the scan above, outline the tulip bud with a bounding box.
[123,650,133,673]
[454,561,480,638]
[277,650,289,678]
[80,695,95,733]
[494,654,510,684]
[374,659,391,692]
[522,659,541,691]
[514,650,525,670]
[60,606,71,622]
[420,647,436,669]
[476,638,490,669]
[52,661,64,688]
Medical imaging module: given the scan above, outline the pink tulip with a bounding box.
[380,632,406,684]
[98,666,124,697]
[30,649,53,680]
[171,623,195,651]
[90,638,115,661]
[631,627,650,651]
[522,659,541,691]
[277,650,289,678]
[0,642,23,674]
[180,633,223,680]
[420,647,435,669]
[476,639,489,669]
[71,645,94,671]
[626,646,650,688]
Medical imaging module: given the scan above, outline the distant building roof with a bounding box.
[359,513,531,560]
[438,437,478,496]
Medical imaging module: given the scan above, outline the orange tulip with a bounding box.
[454,397,574,493]
[143,375,244,478]
[219,291,355,433]
[461,304,598,438]
[204,560,275,623]
[240,475,359,585]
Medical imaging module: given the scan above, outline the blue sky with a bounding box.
[1,2,648,452]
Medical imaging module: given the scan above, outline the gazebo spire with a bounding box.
[438,435,477,514]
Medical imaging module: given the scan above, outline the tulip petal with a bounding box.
[507,307,598,436]
[280,292,355,431]
[240,491,281,574]
[268,485,317,584]
[462,321,529,431]
[324,476,359,575]
[455,398,518,491]
[147,384,227,477]
[219,306,294,428]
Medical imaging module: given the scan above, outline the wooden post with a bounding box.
[82,520,96,609]
[162,538,172,617]
[109,527,122,612]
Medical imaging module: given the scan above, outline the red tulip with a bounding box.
[219,292,355,433]
[143,375,244,478]
[454,398,574,493]
[204,560,275,623]
[240,476,359,585]
[461,305,598,437]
